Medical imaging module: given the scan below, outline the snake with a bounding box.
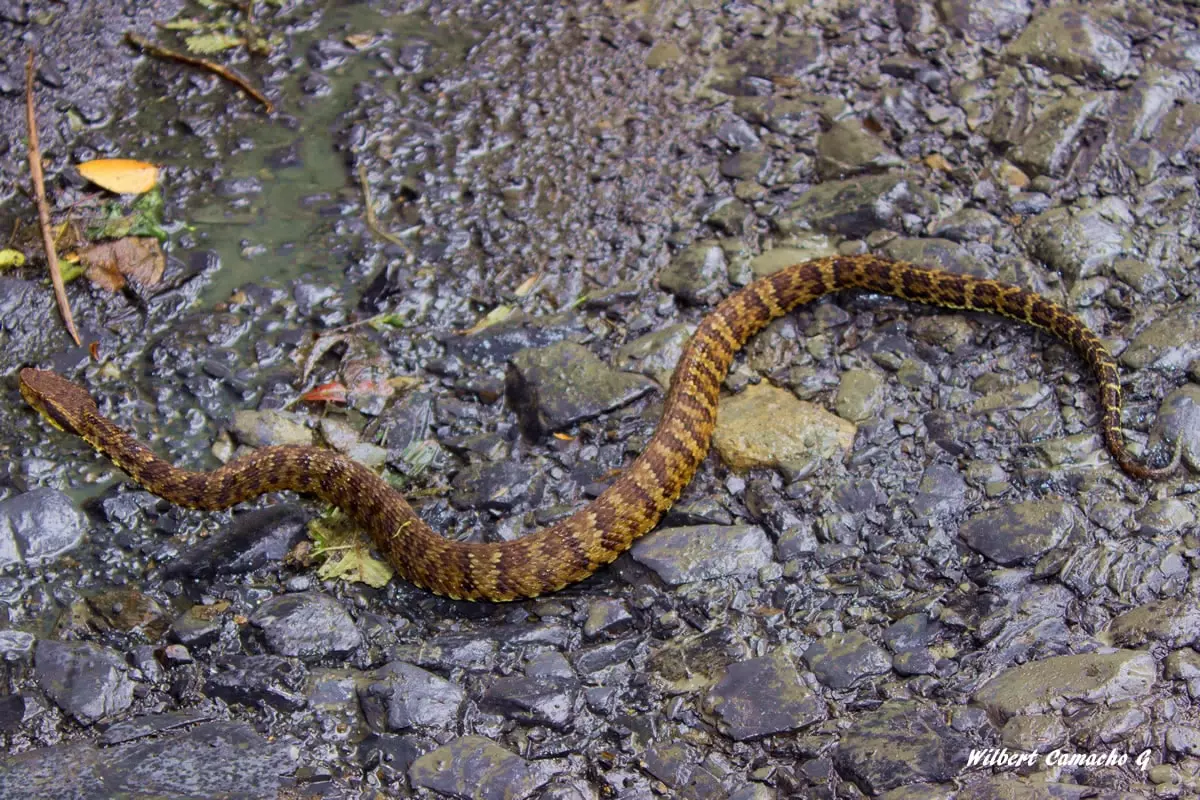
[19,255,1176,601]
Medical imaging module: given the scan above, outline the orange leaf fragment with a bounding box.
[78,158,160,194]
[302,382,349,404]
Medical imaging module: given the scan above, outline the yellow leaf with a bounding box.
[0,249,25,269]
[78,158,159,195]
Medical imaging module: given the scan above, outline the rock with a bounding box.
[1136,498,1194,536]
[506,341,657,438]
[583,598,635,639]
[0,488,88,569]
[85,587,170,639]
[614,323,693,387]
[250,592,362,660]
[631,524,773,585]
[360,661,465,731]
[0,720,296,799]
[1153,385,1200,473]
[937,0,1031,40]
[409,736,547,800]
[482,671,579,731]
[777,174,937,238]
[929,209,1002,243]
[910,464,969,518]
[231,409,312,447]
[833,702,968,794]
[703,651,826,741]
[802,631,892,690]
[34,639,134,725]
[1008,93,1108,178]
[1108,599,1200,649]
[204,655,308,712]
[713,382,856,471]
[1121,304,1200,370]
[658,242,729,305]
[1023,198,1132,284]
[1005,6,1130,80]
[974,651,1157,720]
[450,460,541,512]
[815,120,901,179]
[164,504,311,579]
[834,368,886,423]
[959,499,1079,566]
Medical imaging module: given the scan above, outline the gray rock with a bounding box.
[614,322,693,388]
[1108,599,1200,649]
[802,630,892,690]
[34,639,134,725]
[959,499,1079,566]
[0,720,296,799]
[631,524,773,585]
[0,488,88,569]
[833,702,968,794]
[974,650,1157,720]
[409,735,547,800]
[703,651,826,740]
[360,661,465,731]
[506,341,657,438]
[1024,198,1132,284]
[1060,541,1188,605]
[482,672,579,731]
[1122,304,1200,370]
[250,592,362,660]
[1006,6,1130,80]
[815,120,901,179]
[778,173,937,237]
[1008,93,1108,178]
[834,368,886,423]
[204,655,308,712]
[937,0,1031,40]
[164,504,311,580]
[450,460,540,512]
[231,408,312,447]
[1135,498,1194,536]
[658,241,729,305]
[1153,385,1200,473]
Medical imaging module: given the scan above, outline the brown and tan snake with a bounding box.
[19,255,1175,601]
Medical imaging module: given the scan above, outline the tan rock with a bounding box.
[714,382,855,471]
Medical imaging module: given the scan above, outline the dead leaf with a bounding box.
[458,304,513,335]
[301,382,349,404]
[78,159,159,195]
[77,237,165,292]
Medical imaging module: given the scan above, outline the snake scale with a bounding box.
[20,255,1175,601]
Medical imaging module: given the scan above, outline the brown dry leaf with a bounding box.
[78,159,159,195]
[77,237,165,292]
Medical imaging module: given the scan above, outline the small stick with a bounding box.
[357,163,412,249]
[125,32,274,114]
[25,49,81,347]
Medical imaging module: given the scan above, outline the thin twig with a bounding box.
[125,32,274,114]
[357,163,411,249]
[25,49,81,347]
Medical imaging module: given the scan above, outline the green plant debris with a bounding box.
[185,32,243,54]
[0,249,26,269]
[86,188,169,241]
[308,511,393,588]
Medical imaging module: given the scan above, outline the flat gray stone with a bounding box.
[631,524,773,585]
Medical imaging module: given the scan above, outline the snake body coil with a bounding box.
[20,256,1173,601]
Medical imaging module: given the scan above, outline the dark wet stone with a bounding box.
[658,241,729,305]
[704,651,826,741]
[615,322,692,387]
[482,672,579,731]
[170,603,227,648]
[1060,540,1188,605]
[506,341,657,438]
[250,592,362,661]
[583,598,635,639]
[959,499,1078,566]
[701,196,752,235]
[1123,303,1200,371]
[885,614,939,652]
[719,148,769,181]
[165,504,310,579]
[572,638,641,676]
[929,208,1002,243]
[733,94,827,139]
[34,639,135,725]
[1006,6,1130,80]
[1136,498,1194,536]
[893,649,938,676]
[99,710,218,746]
[1025,198,1133,283]
[0,720,296,799]
[631,524,773,585]
[802,630,892,690]
[910,464,969,518]
[974,651,1157,720]
[409,736,547,800]
[358,733,428,783]
[778,173,937,237]
[360,661,465,731]
[937,0,1030,39]
[834,702,968,794]
[641,741,694,787]
[0,694,36,734]
[0,487,88,569]
[450,459,541,512]
[439,313,587,367]
[204,655,308,712]
[388,633,499,673]
[715,118,761,149]
[1109,599,1200,649]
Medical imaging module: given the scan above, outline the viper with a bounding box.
[19,255,1176,601]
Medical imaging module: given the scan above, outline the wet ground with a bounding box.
[2,0,1200,797]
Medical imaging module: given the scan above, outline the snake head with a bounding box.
[19,368,98,436]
